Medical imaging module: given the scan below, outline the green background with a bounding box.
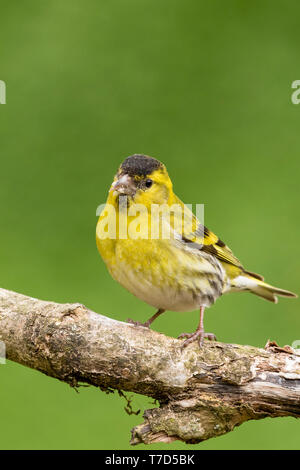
[0,0,299,450]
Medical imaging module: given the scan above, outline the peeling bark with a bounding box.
[0,287,299,445]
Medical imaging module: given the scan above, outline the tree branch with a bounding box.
[0,287,299,445]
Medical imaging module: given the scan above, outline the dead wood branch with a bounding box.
[0,287,299,445]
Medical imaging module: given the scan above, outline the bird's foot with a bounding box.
[126,318,150,328]
[178,329,216,349]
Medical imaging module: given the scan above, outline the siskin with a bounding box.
[96,154,297,347]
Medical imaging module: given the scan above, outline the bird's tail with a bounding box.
[232,270,298,303]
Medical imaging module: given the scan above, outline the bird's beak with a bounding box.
[110,174,136,197]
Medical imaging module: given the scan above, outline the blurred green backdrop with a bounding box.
[0,0,299,450]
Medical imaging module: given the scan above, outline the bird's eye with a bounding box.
[145,179,153,188]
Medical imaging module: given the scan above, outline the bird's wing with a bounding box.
[171,196,244,270]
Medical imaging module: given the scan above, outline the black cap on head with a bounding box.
[120,154,163,177]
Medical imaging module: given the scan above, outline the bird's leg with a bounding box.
[178,306,217,348]
[127,309,165,328]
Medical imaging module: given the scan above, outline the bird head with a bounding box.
[110,154,173,209]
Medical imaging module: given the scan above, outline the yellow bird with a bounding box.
[96,154,297,347]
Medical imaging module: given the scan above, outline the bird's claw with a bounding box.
[178,330,217,349]
[126,318,149,328]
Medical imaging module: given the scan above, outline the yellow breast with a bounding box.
[96,200,225,311]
